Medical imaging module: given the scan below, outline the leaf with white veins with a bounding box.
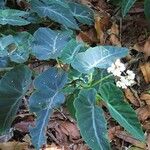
[99,82,145,141]
[71,46,128,74]
[0,65,32,134]
[29,67,68,150]
[74,88,110,150]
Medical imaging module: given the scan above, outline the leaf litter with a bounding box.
[3,0,150,149]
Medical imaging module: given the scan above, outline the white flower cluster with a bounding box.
[107,59,135,89]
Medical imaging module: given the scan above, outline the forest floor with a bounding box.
[1,0,150,150]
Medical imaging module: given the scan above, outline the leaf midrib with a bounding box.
[37,91,58,147]
[37,6,76,27]
[86,50,126,70]
[86,94,105,150]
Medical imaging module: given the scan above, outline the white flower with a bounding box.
[115,59,126,72]
[112,68,122,76]
[126,70,135,80]
[107,59,136,89]
[116,80,127,89]
[107,63,116,73]
[107,59,126,76]
[120,76,130,86]
[116,73,135,89]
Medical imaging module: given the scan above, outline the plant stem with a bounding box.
[88,72,93,85]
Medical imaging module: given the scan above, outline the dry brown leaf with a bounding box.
[0,142,28,150]
[136,106,150,121]
[111,22,119,35]
[140,93,150,105]
[108,126,121,140]
[47,120,81,146]
[59,121,80,140]
[133,43,144,53]
[147,133,150,149]
[140,63,150,83]
[22,134,32,146]
[143,37,150,56]
[14,121,35,132]
[16,0,29,9]
[115,131,146,149]
[124,89,140,107]
[143,121,150,130]
[76,29,98,45]
[94,15,109,44]
[81,0,108,11]
[74,144,89,150]
[16,113,34,121]
[45,143,62,150]
[109,22,121,46]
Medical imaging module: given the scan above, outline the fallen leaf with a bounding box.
[16,0,29,9]
[125,88,140,107]
[77,29,98,45]
[94,15,109,44]
[136,106,150,121]
[133,43,144,53]
[111,22,119,36]
[140,93,150,105]
[143,37,150,56]
[108,126,121,140]
[22,134,32,146]
[0,142,28,150]
[115,131,146,149]
[48,119,81,146]
[74,143,89,150]
[14,121,35,132]
[140,63,150,83]
[45,143,62,150]
[143,121,150,130]
[109,22,121,46]
[59,121,80,140]
[147,133,150,149]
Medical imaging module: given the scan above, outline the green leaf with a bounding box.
[31,0,79,30]
[0,56,9,68]
[9,32,33,63]
[121,0,136,17]
[32,27,71,60]
[0,35,14,57]
[68,68,82,82]
[59,39,84,64]
[99,82,145,141]
[72,46,128,74]
[0,0,5,8]
[68,2,94,25]
[74,88,110,150]
[29,67,68,150]
[144,0,150,20]
[0,9,30,26]
[0,65,32,134]
[91,69,115,91]
[66,94,76,119]
[45,0,69,8]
